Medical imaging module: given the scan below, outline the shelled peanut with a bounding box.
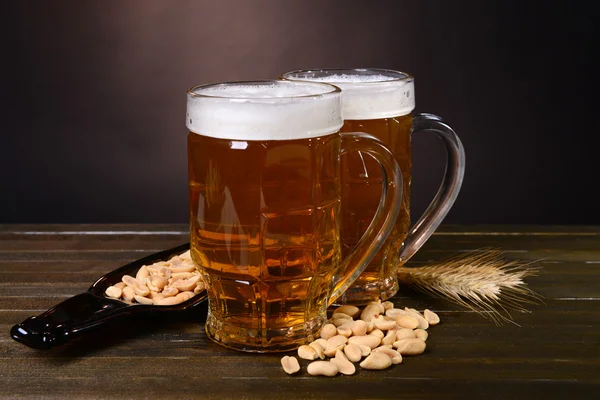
[104,250,206,306]
[281,301,440,376]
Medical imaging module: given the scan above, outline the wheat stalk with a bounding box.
[397,249,543,325]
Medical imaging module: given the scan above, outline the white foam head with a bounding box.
[281,69,415,120]
[186,80,342,140]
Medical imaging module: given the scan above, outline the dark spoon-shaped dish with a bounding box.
[10,243,206,350]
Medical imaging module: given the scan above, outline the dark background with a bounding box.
[2,0,598,225]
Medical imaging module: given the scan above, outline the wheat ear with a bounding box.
[397,249,543,325]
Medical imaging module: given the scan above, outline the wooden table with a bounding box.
[1,224,598,399]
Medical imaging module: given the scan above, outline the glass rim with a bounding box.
[187,79,341,100]
[280,68,414,84]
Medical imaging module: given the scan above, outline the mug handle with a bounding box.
[328,132,403,306]
[398,113,466,264]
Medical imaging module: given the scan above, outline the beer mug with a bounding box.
[281,69,465,304]
[186,80,402,352]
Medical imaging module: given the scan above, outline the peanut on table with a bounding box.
[282,301,440,377]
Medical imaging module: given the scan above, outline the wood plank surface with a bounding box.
[0,224,598,399]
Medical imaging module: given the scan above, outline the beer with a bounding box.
[281,70,416,303]
[187,81,337,352]
[340,115,412,302]
[188,132,341,351]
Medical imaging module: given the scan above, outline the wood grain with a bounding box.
[0,224,598,399]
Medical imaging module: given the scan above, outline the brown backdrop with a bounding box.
[2,0,598,224]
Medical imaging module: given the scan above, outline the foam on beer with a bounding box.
[186,81,343,140]
[310,74,398,82]
[283,70,416,120]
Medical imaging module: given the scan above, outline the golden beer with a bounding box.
[189,133,341,350]
[187,80,402,351]
[340,115,412,302]
[282,69,464,304]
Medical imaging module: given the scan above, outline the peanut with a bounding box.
[382,301,394,311]
[396,328,417,340]
[404,307,429,329]
[307,361,339,377]
[172,275,201,292]
[406,307,422,316]
[372,315,397,331]
[360,352,392,370]
[424,309,440,325]
[179,250,192,260]
[381,329,397,346]
[366,321,375,332]
[122,275,138,287]
[171,272,195,280]
[324,335,347,357]
[330,350,356,375]
[368,300,385,314]
[309,341,325,360]
[414,328,429,341]
[320,323,337,339]
[369,328,384,339]
[155,295,185,306]
[135,265,150,281]
[122,286,135,301]
[170,265,196,273]
[281,356,300,375]
[385,308,407,319]
[343,344,363,362]
[326,334,348,348]
[298,345,318,360]
[337,324,353,338]
[360,304,381,322]
[358,344,372,357]
[145,265,162,275]
[152,293,165,303]
[160,266,172,278]
[146,280,159,292]
[151,277,168,291]
[349,320,368,336]
[162,287,178,297]
[133,282,150,297]
[169,255,184,265]
[396,314,419,329]
[134,295,153,305]
[314,338,328,350]
[372,347,403,364]
[105,286,122,299]
[178,291,195,302]
[394,338,427,355]
[333,305,360,318]
[331,313,353,327]
[154,261,170,267]
[348,334,380,349]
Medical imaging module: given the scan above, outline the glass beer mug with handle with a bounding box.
[281,69,466,304]
[186,80,403,352]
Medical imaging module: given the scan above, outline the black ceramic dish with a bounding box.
[10,243,207,350]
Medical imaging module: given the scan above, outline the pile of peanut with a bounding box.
[104,250,206,306]
[281,301,440,376]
